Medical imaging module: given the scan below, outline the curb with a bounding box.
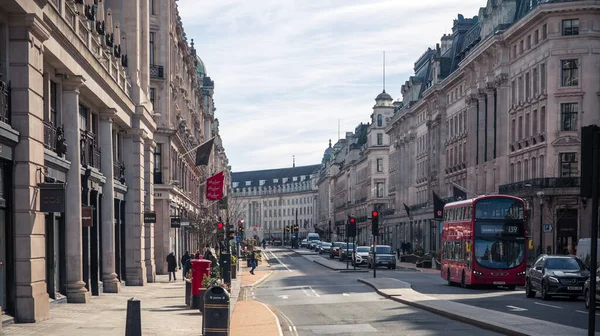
[258,301,284,336]
[243,271,273,288]
[357,279,529,336]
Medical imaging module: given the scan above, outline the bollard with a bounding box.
[202,286,230,335]
[220,253,231,284]
[185,279,192,306]
[125,297,142,336]
[190,259,211,309]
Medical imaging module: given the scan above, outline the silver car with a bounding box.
[319,242,332,254]
[352,246,370,266]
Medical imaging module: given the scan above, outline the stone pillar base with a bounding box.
[66,281,91,303]
[15,293,50,323]
[102,273,121,293]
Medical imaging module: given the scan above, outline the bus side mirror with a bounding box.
[535,266,543,271]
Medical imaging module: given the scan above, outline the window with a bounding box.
[524,159,529,180]
[562,19,579,36]
[50,80,58,125]
[518,76,523,102]
[525,113,530,137]
[560,103,578,131]
[542,24,547,39]
[150,0,155,15]
[511,119,516,143]
[540,63,546,91]
[559,153,578,177]
[377,133,383,145]
[532,109,538,135]
[539,155,545,176]
[376,158,384,172]
[531,157,537,179]
[527,35,531,49]
[525,72,530,99]
[510,163,515,182]
[540,106,546,133]
[376,182,385,198]
[245,181,251,186]
[534,30,539,44]
[232,182,239,188]
[377,114,383,127]
[519,40,524,54]
[149,32,155,65]
[561,60,579,86]
[149,88,155,108]
[533,67,538,96]
[511,80,516,105]
[273,178,278,183]
[79,105,89,131]
[259,180,266,186]
[518,116,523,140]
[153,144,162,181]
[512,45,517,59]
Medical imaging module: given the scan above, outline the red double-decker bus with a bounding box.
[441,195,527,289]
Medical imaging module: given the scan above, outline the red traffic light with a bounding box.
[372,211,379,218]
[349,217,356,223]
[217,222,223,229]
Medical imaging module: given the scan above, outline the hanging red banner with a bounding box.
[206,171,224,201]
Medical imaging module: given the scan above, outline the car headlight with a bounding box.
[516,271,526,276]
[473,270,484,276]
[548,276,559,283]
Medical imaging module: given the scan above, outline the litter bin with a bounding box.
[202,286,230,335]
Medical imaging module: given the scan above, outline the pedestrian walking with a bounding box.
[166,252,177,281]
[181,251,190,278]
[249,250,257,275]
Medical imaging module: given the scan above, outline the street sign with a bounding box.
[543,224,553,233]
[235,236,241,243]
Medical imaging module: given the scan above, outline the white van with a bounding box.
[306,233,320,242]
[576,238,600,267]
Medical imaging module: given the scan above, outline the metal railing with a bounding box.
[0,79,10,124]
[499,177,581,194]
[80,130,101,169]
[43,121,57,152]
[150,64,164,79]
[113,161,126,183]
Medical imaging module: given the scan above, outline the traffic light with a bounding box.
[285,226,290,232]
[238,226,244,233]
[347,216,357,237]
[294,224,299,232]
[371,210,379,236]
[217,222,224,229]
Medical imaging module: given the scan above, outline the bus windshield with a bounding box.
[475,198,524,220]
[474,237,525,269]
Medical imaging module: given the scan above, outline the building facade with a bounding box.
[231,165,320,241]
[317,92,394,245]
[0,0,229,325]
[150,0,230,274]
[384,0,600,257]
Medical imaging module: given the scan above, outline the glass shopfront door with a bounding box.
[0,209,6,312]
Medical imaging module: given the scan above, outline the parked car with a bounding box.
[339,242,355,261]
[368,245,397,269]
[525,254,589,300]
[353,246,370,266]
[319,242,332,254]
[584,266,600,309]
[330,242,343,259]
[308,240,319,250]
[300,239,308,248]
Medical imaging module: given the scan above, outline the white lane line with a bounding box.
[576,310,600,316]
[534,302,563,309]
[269,250,292,272]
[343,293,350,296]
[310,287,321,297]
[288,326,292,332]
[506,305,527,312]
[302,287,310,297]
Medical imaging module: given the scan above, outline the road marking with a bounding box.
[269,250,292,272]
[534,302,563,309]
[343,293,350,296]
[302,287,310,297]
[258,302,284,336]
[576,310,600,316]
[310,287,321,297]
[279,295,289,299]
[506,305,527,312]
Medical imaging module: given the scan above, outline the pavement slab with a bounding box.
[359,277,598,336]
[230,300,282,336]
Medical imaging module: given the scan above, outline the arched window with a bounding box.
[516,161,522,182]
[531,157,537,178]
[524,159,529,180]
[510,163,515,182]
[377,114,383,127]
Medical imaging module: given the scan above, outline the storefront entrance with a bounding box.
[556,209,578,255]
[0,208,6,312]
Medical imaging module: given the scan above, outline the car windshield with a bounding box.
[322,242,332,247]
[345,243,354,249]
[545,257,584,271]
[375,246,392,254]
[333,242,342,247]
[474,238,525,269]
[356,247,369,252]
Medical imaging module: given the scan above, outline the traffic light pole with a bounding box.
[346,221,349,270]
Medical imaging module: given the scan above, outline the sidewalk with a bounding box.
[1,275,202,336]
[358,277,594,336]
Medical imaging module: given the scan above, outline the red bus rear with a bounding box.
[441,195,527,289]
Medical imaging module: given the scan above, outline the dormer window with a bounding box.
[283,178,288,183]
[300,175,306,181]
[377,114,383,127]
[232,182,239,188]
[273,178,279,183]
[245,181,251,186]
[259,180,266,186]
[292,176,298,182]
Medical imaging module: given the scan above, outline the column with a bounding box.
[477,92,487,193]
[123,130,147,285]
[486,87,496,192]
[144,138,156,283]
[495,75,510,190]
[98,111,120,293]
[9,13,51,321]
[61,76,90,303]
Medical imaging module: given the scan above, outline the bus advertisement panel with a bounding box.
[441,195,527,289]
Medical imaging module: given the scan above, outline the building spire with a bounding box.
[383,50,386,93]
[293,155,295,167]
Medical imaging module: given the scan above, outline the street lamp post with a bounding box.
[537,191,545,256]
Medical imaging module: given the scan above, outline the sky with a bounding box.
[177,0,484,172]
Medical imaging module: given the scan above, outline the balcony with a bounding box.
[499,177,580,196]
[80,130,101,169]
[150,64,164,79]
[44,121,68,156]
[0,79,10,125]
[113,161,126,184]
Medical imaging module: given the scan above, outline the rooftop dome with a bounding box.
[376,90,393,101]
[322,139,333,163]
[196,55,206,77]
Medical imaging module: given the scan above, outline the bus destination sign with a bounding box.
[477,223,523,236]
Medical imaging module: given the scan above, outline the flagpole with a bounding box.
[179,136,216,159]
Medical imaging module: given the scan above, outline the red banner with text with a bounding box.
[206,171,224,201]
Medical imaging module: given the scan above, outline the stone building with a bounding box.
[150,0,230,274]
[317,92,394,245]
[231,164,320,241]
[385,0,600,256]
[0,0,229,325]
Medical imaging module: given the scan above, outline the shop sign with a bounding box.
[38,183,66,213]
[144,212,156,224]
[170,217,181,228]
[82,206,93,227]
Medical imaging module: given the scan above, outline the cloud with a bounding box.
[178,0,484,172]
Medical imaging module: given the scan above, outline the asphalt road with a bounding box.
[304,248,600,330]
[254,248,500,336]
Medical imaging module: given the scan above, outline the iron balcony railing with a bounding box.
[499,177,581,194]
[80,130,101,169]
[43,121,57,152]
[150,64,164,79]
[113,161,126,184]
[0,79,10,125]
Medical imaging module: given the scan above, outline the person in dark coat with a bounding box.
[166,252,177,281]
[181,251,191,279]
